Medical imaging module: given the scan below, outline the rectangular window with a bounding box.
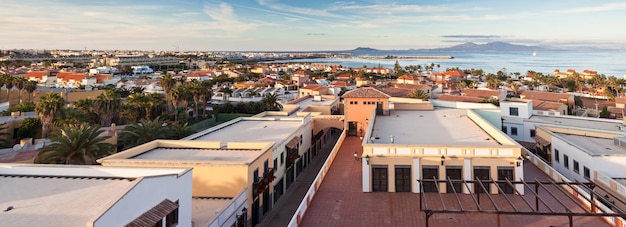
[253,169,259,182]
[502,126,507,133]
[555,149,560,163]
[274,158,278,169]
[280,152,284,165]
[511,127,518,136]
[573,160,579,174]
[584,167,590,179]
[530,129,536,137]
[264,160,269,172]
[509,107,519,116]
[563,154,569,169]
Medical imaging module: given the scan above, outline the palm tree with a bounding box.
[127,93,151,120]
[147,93,165,119]
[407,89,429,101]
[24,80,38,102]
[14,77,25,104]
[94,90,122,127]
[35,92,65,138]
[168,123,194,139]
[159,74,175,112]
[4,76,14,103]
[262,93,281,111]
[187,80,202,119]
[34,124,114,164]
[119,117,171,150]
[170,85,191,122]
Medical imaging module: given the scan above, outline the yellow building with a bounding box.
[98,140,274,226]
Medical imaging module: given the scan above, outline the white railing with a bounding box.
[287,130,347,227]
[523,149,625,225]
[207,188,248,227]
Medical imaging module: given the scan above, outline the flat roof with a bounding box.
[0,165,189,226]
[528,115,624,133]
[132,148,264,164]
[293,96,337,109]
[192,197,233,226]
[369,108,500,146]
[190,119,302,144]
[556,133,626,156]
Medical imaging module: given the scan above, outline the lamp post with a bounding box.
[516,156,523,167]
[353,151,358,161]
[365,155,370,165]
[440,155,445,166]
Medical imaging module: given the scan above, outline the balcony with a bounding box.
[253,168,276,198]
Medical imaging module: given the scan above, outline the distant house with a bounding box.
[25,71,50,84]
[437,94,484,103]
[461,89,507,101]
[520,90,574,105]
[299,85,328,97]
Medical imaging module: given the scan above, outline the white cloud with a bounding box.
[202,3,259,35]
[257,0,347,19]
[556,3,626,14]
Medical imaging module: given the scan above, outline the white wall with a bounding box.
[551,137,592,183]
[592,156,626,178]
[95,172,193,227]
[500,101,532,119]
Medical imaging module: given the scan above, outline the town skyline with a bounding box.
[2,0,626,51]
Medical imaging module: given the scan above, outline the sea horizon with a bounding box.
[268,50,626,77]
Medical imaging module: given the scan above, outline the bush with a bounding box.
[17,118,42,140]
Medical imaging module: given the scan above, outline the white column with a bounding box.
[413,158,421,193]
[515,161,525,195]
[464,158,472,194]
[362,159,371,192]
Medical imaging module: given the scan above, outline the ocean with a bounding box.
[270,50,626,77]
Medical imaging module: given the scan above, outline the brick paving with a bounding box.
[300,137,610,227]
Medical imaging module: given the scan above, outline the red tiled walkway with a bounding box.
[300,137,610,227]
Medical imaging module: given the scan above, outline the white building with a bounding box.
[132,65,154,74]
[0,164,192,227]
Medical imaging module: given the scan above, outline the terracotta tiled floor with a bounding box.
[300,137,610,227]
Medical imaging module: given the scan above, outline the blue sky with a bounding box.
[2,0,626,51]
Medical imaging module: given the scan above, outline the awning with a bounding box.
[126,199,178,227]
[286,136,301,149]
[534,136,551,146]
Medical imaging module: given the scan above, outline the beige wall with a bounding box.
[344,97,389,136]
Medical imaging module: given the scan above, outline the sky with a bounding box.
[2,0,626,51]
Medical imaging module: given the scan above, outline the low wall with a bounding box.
[207,188,248,227]
[287,130,347,227]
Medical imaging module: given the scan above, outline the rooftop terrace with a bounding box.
[132,148,264,164]
[556,133,626,156]
[188,118,303,144]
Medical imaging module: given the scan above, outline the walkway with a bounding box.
[299,136,610,227]
[259,129,341,227]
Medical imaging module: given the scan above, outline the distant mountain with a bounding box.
[432,41,546,51]
[343,42,547,53]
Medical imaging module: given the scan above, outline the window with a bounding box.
[530,129,536,137]
[280,152,284,165]
[363,101,367,105]
[555,149,560,163]
[502,126,507,133]
[274,158,278,169]
[300,135,303,145]
[511,127,518,136]
[253,169,259,182]
[509,107,519,116]
[165,201,179,227]
[264,160,269,172]
[573,160,579,174]
[584,167,590,179]
[563,154,569,169]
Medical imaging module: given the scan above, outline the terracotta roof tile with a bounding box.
[126,199,178,227]
[437,94,483,103]
[341,87,390,98]
[532,101,565,111]
[520,90,572,102]
[461,89,503,99]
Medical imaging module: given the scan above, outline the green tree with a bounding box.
[127,93,151,120]
[600,106,611,118]
[95,90,122,126]
[24,80,38,102]
[14,77,25,104]
[407,89,429,101]
[168,123,194,140]
[262,93,281,111]
[119,117,171,150]
[159,74,175,112]
[34,124,115,164]
[16,118,42,140]
[574,96,583,108]
[35,92,65,138]
[4,76,14,103]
